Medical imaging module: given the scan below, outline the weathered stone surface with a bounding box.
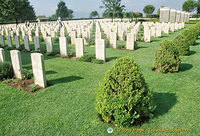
[46,37,53,53]
[15,36,20,48]
[126,33,135,50]
[95,39,106,61]
[169,9,176,23]
[0,48,5,62]
[160,7,170,22]
[75,38,84,58]
[0,35,5,47]
[59,37,68,56]
[7,35,13,47]
[10,50,22,79]
[34,36,40,51]
[95,32,102,40]
[110,32,117,48]
[24,36,30,51]
[31,53,47,88]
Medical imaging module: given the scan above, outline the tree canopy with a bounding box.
[90,11,100,18]
[55,0,73,19]
[100,0,125,20]
[0,0,35,24]
[182,0,197,12]
[143,5,155,15]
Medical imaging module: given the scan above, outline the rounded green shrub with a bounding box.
[182,28,197,46]
[173,35,190,56]
[0,62,14,80]
[153,40,181,73]
[96,56,155,127]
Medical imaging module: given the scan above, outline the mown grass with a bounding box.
[0,24,200,135]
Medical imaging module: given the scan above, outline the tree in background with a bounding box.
[0,0,35,24]
[182,0,197,12]
[197,0,200,13]
[90,11,100,18]
[55,0,73,19]
[100,0,125,21]
[143,5,155,16]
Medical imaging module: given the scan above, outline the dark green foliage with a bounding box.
[192,13,200,18]
[55,0,73,19]
[0,62,14,80]
[173,35,190,56]
[79,55,95,62]
[29,84,40,92]
[143,5,155,15]
[182,28,198,46]
[45,52,55,56]
[53,37,59,44]
[117,44,125,49]
[153,40,181,73]
[146,14,159,18]
[96,56,155,127]
[91,59,105,64]
[5,46,15,50]
[40,35,44,42]
[21,69,31,80]
[182,0,197,12]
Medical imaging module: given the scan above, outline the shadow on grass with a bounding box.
[46,70,58,75]
[48,76,83,85]
[153,92,177,118]
[106,57,118,62]
[190,51,196,55]
[180,63,193,72]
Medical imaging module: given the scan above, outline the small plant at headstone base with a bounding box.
[45,52,55,56]
[17,46,25,51]
[67,36,71,44]
[91,59,105,64]
[153,40,181,73]
[182,28,198,46]
[68,50,75,58]
[53,37,59,44]
[0,62,14,81]
[21,69,31,80]
[104,38,110,48]
[173,35,190,56]
[117,43,125,49]
[29,84,41,93]
[39,35,44,42]
[5,46,15,50]
[96,56,155,127]
[79,54,95,62]
[21,49,30,53]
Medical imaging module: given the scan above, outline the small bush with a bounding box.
[29,84,40,92]
[79,54,95,62]
[40,35,44,42]
[53,37,59,44]
[153,40,181,73]
[0,62,14,80]
[96,56,155,127]
[21,69,31,80]
[117,43,125,49]
[146,14,159,18]
[173,35,190,56]
[92,59,105,64]
[182,28,198,46]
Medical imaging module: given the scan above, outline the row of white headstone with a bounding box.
[160,7,190,23]
[0,48,46,88]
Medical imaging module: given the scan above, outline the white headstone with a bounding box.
[110,32,117,48]
[59,37,68,56]
[75,38,84,58]
[95,39,106,61]
[31,53,47,88]
[10,50,22,79]
[24,36,30,51]
[34,36,40,51]
[15,36,20,48]
[0,48,5,62]
[46,37,53,53]
[7,35,13,47]
[126,33,135,50]
[0,35,5,47]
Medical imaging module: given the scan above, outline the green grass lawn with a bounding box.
[0,24,200,136]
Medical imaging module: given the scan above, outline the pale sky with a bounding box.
[29,0,187,18]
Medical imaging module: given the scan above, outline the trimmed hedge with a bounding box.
[154,40,181,73]
[173,35,190,56]
[96,56,155,127]
[0,62,14,80]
